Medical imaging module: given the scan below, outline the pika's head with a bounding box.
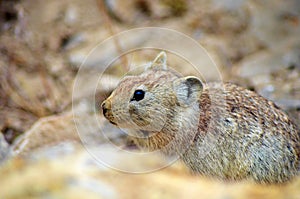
[101,52,203,132]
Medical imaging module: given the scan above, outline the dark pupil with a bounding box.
[132,90,145,101]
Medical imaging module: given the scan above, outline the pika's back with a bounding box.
[199,82,300,159]
[201,82,298,138]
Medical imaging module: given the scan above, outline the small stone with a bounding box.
[0,132,10,164]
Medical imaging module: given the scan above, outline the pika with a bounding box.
[102,52,299,183]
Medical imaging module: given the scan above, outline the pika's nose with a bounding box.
[101,100,110,115]
[101,101,107,115]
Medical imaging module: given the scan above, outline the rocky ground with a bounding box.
[0,0,300,198]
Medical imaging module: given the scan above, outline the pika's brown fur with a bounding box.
[102,52,299,183]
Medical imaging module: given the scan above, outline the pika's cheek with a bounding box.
[129,104,150,126]
[129,104,140,118]
[129,104,136,114]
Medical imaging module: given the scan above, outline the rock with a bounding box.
[72,73,120,102]
[11,113,79,156]
[0,132,10,164]
[20,0,103,50]
[233,42,300,78]
[0,107,38,144]
[67,27,150,69]
[211,0,246,10]
[233,42,300,109]
[11,111,124,156]
[104,0,188,24]
[248,0,300,48]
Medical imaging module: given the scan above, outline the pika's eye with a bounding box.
[131,90,145,101]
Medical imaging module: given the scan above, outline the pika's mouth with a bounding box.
[101,100,118,125]
[109,120,117,125]
[102,110,117,126]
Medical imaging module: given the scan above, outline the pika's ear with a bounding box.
[173,76,203,106]
[146,51,167,70]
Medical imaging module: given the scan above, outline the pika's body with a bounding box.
[102,52,299,183]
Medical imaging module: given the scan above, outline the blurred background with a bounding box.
[0,0,300,198]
